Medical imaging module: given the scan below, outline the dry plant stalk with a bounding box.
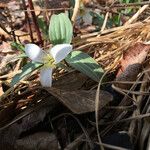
[125,5,149,25]
[74,19,150,72]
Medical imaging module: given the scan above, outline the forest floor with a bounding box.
[1,0,150,150]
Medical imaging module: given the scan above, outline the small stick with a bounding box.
[28,0,43,44]
[125,5,149,25]
[22,0,34,42]
[112,1,150,8]
[10,8,71,12]
[99,113,150,125]
[81,21,143,39]
[100,12,109,34]
[71,0,81,23]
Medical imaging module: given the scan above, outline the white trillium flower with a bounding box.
[25,43,72,87]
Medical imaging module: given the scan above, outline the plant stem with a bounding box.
[28,0,43,45]
[22,0,34,42]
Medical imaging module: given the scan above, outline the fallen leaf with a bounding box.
[0,41,14,53]
[115,63,142,89]
[0,102,17,127]
[53,72,88,91]
[0,98,59,149]
[15,132,58,150]
[115,42,150,89]
[117,42,150,76]
[46,88,113,114]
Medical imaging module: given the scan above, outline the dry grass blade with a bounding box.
[64,129,94,150]
[100,12,109,33]
[1,0,150,149]
[95,70,109,150]
[71,0,81,23]
[52,113,94,149]
[75,19,150,72]
[99,113,150,126]
[125,5,149,25]
[95,142,129,150]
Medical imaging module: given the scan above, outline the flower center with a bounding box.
[42,54,55,68]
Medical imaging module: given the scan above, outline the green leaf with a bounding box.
[11,42,25,52]
[112,13,122,26]
[49,13,73,45]
[37,17,48,39]
[11,62,42,86]
[65,51,104,82]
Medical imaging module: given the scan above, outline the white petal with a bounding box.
[25,44,46,63]
[49,44,72,63]
[40,68,53,87]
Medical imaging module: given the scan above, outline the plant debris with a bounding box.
[1,0,150,150]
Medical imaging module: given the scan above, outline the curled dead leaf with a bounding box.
[115,63,142,90]
[115,42,150,90]
[117,42,150,76]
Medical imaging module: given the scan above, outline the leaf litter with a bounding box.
[1,0,150,149]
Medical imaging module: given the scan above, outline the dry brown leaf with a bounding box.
[117,42,150,76]
[0,102,17,127]
[53,72,88,91]
[46,88,113,114]
[0,41,14,53]
[115,63,142,89]
[15,132,58,150]
[114,43,150,89]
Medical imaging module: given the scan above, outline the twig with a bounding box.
[112,1,150,8]
[100,113,150,126]
[64,128,94,150]
[10,8,72,12]
[100,12,109,33]
[43,0,49,24]
[22,0,34,42]
[95,70,110,150]
[125,5,149,25]
[81,21,144,39]
[28,0,43,44]
[52,113,94,149]
[95,142,129,150]
[71,0,81,23]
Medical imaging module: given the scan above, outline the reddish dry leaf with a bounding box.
[115,42,150,89]
[117,42,150,76]
[115,63,142,89]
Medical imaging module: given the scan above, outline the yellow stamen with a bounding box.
[42,54,55,68]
